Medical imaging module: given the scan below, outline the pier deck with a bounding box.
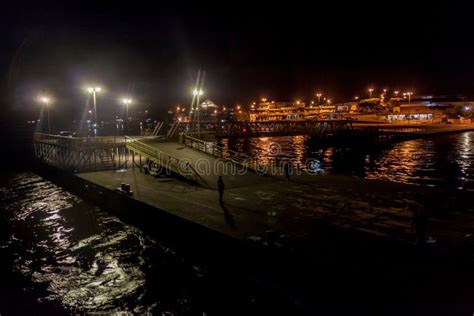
[77,165,474,259]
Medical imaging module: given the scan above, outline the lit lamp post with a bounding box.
[87,86,101,135]
[40,97,51,134]
[407,92,413,104]
[316,93,322,105]
[368,88,374,98]
[193,88,204,137]
[122,98,132,134]
[394,91,399,97]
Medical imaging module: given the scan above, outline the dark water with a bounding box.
[222,131,474,189]
[2,131,473,314]
[0,172,284,315]
[0,172,191,314]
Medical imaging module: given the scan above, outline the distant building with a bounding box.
[250,101,306,121]
[190,99,219,122]
[388,103,438,122]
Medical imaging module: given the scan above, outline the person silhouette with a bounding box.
[217,176,225,204]
[284,161,291,181]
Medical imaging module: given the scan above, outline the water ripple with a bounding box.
[0,172,202,313]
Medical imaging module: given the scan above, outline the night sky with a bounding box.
[2,2,474,123]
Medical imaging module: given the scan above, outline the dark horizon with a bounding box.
[2,2,474,122]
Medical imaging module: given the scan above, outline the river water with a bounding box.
[0,172,287,315]
[222,131,474,189]
[1,132,473,313]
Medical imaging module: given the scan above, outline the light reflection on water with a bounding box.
[0,173,199,314]
[221,131,474,188]
[0,172,296,314]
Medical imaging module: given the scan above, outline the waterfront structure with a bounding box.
[388,104,436,122]
[193,99,219,123]
[249,101,307,121]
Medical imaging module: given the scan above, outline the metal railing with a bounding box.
[183,135,264,173]
[34,133,126,148]
[125,136,200,182]
[33,133,127,172]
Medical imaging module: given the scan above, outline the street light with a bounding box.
[316,93,322,105]
[406,92,413,104]
[193,88,204,138]
[40,96,51,134]
[87,86,101,135]
[368,88,374,98]
[394,91,399,97]
[122,98,132,134]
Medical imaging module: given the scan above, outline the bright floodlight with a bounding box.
[88,87,101,93]
[193,89,204,96]
[41,97,49,103]
[122,98,132,105]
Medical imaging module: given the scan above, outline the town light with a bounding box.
[316,93,322,105]
[192,88,204,137]
[87,86,101,135]
[261,98,267,102]
[406,91,413,104]
[368,88,374,98]
[121,98,132,134]
[193,89,204,96]
[40,96,51,134]
[88,86,101,93]
[394,91,399,96]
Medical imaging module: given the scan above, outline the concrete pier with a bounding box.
[32,132,474,312]
[77,160,474,257]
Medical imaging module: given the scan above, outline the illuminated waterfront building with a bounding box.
[250,101,321,122]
